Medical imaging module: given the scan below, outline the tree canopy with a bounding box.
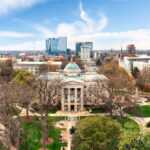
[14,70,34,86]
[101,61,130,80]
[72,117,122,150]
[132,67,140,79]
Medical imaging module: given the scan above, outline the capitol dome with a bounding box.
[64,62,81,76]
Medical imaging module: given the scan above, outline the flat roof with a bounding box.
[15,62,48,65]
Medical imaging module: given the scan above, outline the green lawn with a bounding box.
[20,115,139,150]
[124,105,150,117]
[112,116,139,132]
[78,116,139,132]
[49,109,57,114]
[21,117,67,150]
[90,105,108,113]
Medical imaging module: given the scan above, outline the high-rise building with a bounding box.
[80,46,90,59]
[75,42,93,58]
[46,37,67,54]
[127,44,136,56]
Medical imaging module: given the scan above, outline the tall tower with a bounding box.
[120,46,123,60]
[127,44,136,56]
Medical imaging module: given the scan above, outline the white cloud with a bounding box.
[0,31,34,38]
[79,1,93,25]
[1,1,150,50]
[55,1,108,37]
[0,40,44,50]
[0,0,46,14]
[34,25,54,38]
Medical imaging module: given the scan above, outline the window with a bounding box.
[77,105,81,111]
[64,105,68,111]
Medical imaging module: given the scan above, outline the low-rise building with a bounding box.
[133,61,150,73]
[13,62,48,76]
[119,55,150,74]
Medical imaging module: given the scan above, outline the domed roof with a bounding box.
[65,63,80,70]
[64,62,81,77]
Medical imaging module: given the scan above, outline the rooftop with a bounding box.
[65,63,80,70]
[15,62,48,65]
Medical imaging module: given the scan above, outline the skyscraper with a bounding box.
[75,42,93,58]
[80,46,90,59]
[127,44,136,56]
[46,37,67,54]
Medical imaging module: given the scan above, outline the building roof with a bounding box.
[15,62,48,65]
[82,72,107,80]
[64,63,80,70]
[63,75,84,83]
[41,62,107,83]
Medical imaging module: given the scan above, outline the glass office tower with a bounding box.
[75,42,93,58]
[46,37,67,54]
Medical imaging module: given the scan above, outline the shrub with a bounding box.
[147,122,150,128]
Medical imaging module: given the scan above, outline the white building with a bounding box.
[13,62,48,76]
[119,55,150,74]
[80,46,90,60]
[133,61,150,73]
[43,62,107,112]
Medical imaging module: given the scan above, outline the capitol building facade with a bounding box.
[45,62,106,112]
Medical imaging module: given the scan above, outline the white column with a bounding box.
[75,88,77,112]
[68,88,71,111]
[81,87,84,112]
[61,88,64,111]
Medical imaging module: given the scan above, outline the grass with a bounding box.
[49,109,57,114]
[20,115,139,150]
[112,116,140,132]
[78,116,139,132]
[0,141,7,150]
[21,117,67,150]
[90,105,108,113]
[124,105,150,117]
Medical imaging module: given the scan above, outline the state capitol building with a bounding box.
[44,62,106,112]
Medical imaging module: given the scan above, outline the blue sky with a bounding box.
[0,0,150,50]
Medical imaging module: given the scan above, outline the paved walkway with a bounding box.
[18,106,150,128]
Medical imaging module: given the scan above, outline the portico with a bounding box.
[62,84,84,112]
[43,61,107,113]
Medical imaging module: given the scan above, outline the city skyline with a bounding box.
[0,0,150,50]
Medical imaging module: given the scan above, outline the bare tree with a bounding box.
[0,82,23,150]
[90,74,135,123]
[34,78,62,150]
[136,69,150,91]
[17,85,36,119]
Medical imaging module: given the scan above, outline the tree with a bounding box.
[11,69,22,79]
[14,70,34,86]
[92,61,135,123]
[73,58,85,70]
[72,116,122,150]
[61,60,69,69]
[17,85,36,119]
[0,63,13,82]
[14,70,35,119]
[34,78,62,150]
[136,69,149,91]
[0,82,23,150]
[119,126,147,150]
[132,67,140,79]
[48,65,58,72]
[101,61,130,80]
[96,59,102,66]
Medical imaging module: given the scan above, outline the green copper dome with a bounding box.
[65,63,80,70]
[64,62,81,77]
